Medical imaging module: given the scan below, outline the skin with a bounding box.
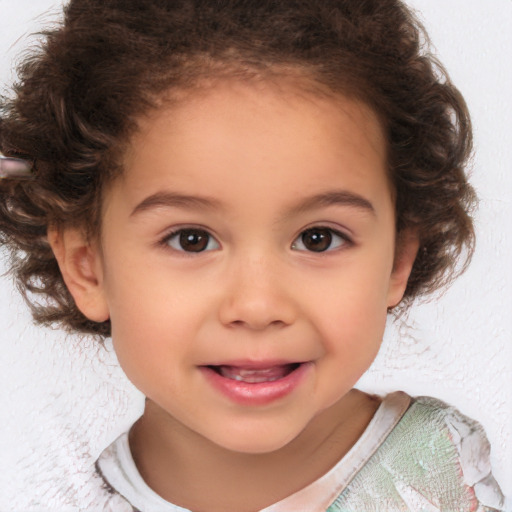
[50,81,418,511]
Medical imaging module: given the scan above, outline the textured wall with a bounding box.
[0,0,510,509]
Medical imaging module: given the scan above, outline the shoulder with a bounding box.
[391,396,504,510]
[408,395,501,495]
[410,398,501,483]
[95,438,139,512]
[331,394,505,512]
[400,394,492,458]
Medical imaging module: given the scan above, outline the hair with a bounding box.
[0,0,475,337]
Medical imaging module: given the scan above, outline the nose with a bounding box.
[218,253,297,331]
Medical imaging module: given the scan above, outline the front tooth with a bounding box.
[219,366,281,383]
[239,368,274,379]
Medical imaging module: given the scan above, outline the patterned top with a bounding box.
[96,392,505,511]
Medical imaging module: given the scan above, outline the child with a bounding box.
[0,0,507,510]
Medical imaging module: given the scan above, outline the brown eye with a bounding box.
[166,229,219,252]
[301,228,332,252]
[292,227,349,252]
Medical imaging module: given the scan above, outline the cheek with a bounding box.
[320,300,387,358]
[310,263,391,359]
[102,261,201,381]
[314,288,388,402]
[308,305,386,412]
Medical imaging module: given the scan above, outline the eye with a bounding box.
[164,228,220,253]
[291,227,349,253]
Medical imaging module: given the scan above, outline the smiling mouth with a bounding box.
[208,363,301,383]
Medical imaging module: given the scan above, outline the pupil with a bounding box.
[302,228,332,252]
[180,230,208,252]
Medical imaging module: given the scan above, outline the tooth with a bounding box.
[218,365,293,383]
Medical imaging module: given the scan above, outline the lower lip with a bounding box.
[200,363,312,406]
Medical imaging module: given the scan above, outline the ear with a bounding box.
[387,229,420,308]
[48,227,110,322]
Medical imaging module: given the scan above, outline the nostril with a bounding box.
[218,287,296,330]
[227,318,289,330]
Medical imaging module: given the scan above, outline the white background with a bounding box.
[0,0,511,509]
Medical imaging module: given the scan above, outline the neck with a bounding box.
[129,389,380,512]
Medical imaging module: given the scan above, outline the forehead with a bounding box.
[113,81,391,216]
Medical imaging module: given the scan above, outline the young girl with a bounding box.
[0,0,507,510]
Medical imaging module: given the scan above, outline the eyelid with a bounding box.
[158,225,221,253]
[291,225,353,252]
[155,223,353,254]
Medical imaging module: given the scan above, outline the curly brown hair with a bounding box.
[0,0,475,337]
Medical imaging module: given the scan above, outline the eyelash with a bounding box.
[161,227,220,253]
[291,226,352,253]
[159,226,352,254]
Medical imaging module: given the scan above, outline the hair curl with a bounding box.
[0,0,475,337]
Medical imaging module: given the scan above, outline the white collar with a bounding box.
[97,391,411,512]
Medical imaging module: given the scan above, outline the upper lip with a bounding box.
[201,360,304,369]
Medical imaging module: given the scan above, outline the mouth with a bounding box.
[207,363,301,383]
[200,361,310,405]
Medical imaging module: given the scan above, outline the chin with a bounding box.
[207,423,303,455]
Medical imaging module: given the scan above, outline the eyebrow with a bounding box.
[130,189,375,218]
[288,190,376,216]
[130,191,222,217]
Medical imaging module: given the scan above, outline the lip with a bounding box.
[200,361,312,406]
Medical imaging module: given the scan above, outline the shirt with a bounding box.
[96,392,505,511]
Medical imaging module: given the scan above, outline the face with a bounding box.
[82,82,414,453]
